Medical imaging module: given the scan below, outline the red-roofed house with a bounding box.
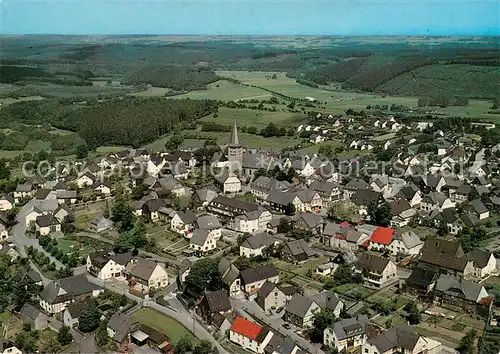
[229,317,274,353]
[369,227,395,252]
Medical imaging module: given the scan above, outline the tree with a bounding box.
[247,126,258,135]
[367,200,391,226]
[457,329,476,354]
[327,202,359,223]
[309,311,336,342]
[76,144,89,159]
[165,135,184,151]
[131,184,149,200]
[111,199,135,232]
[57,326,73,345]
[277,218,291,233]
[0,159,11,180]
[404,302,421,325]
[193,339,217,354]
[175,335,194,354]
[184,258,221,297]
[78,304,100,332]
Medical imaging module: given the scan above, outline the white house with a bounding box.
[170,210,197,237]
[93,181,111,196]
[215,170,241,194]
[189,229,216,254]
[0,194,14,211]
[125,259,169,295]
[35,215,61,236]
[355,253,397,288]
[234,209,272,233]
[240,233,277,258]
[255,281,287,312]
[230,316,274,353]
[0,224,8,241]
[86,252,133,281]
[467,250,497,279]
[77,172,96,188]
[363,326,440,354]
[389,231,424,256]
[324,315,370,351]
[240,264,279,298]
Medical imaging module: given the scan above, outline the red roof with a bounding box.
[231,316,263,340]
[370,227,394,245]
[340,221,351,227]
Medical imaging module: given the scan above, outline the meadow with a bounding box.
[201,107,308,128]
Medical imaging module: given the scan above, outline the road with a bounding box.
[46,312,99,353]
[12,199,64,269]
[86,276,229,354]
[231,297,325,354]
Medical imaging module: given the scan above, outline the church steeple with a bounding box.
[230,118,240,147]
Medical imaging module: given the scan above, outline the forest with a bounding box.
[124,65,219,91]
[0,97,218,148]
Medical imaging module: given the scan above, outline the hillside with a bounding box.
[378,65,500,99]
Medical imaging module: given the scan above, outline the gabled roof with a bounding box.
[231,317,263,340]
[174,210,197,224]
[195,215,221,230]
[394,230,423,249]
[435,274,488,302]
[356,253,391,273]
[351,189,382,206]
[467,250,494,269]
[329,315,370,341]
[127,259,163,281]
[203,290,231,313]
[406,268,438,288]
[367,325,423,353]
[311,290,342,312]
[36,214,60,227]
[344,178,370,190]
[190,229,210,246]
[293,212,325,229]
[240,233,275,250]
[282,239,315,258]
[370,227,394,246]
[285,294,315,318]
[240,264,278,284]
[465,199,489,215]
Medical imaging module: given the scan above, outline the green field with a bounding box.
[201,107,308,128]
[132,308,196,345]
[176,79,271,101]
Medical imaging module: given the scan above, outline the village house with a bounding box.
[310,180,341,206]
[240,263,279,299]
[292,212,325,235]
[355,253,397,288]
[255,281,287,312]
[343,178,370,200]
[281,239,315,264]
[39,274,102,314]
[192,188,218,208]
[240,232,277,258]
[147,156,166,177]
[250,176,291,200]
[229,316,274,354]
[20,303,49,331]
[90,216,113,232]
[170,210,197,237]
[418,237,474,278]
[363,325,442,354]
[125,259,169,295]
[219,258,242,297]
[466,250,497,279]
[351,190,384,217]
[326,223,370,251]
[208,195,260,218]
[63,298,95,329]
[77,172,96,188]
[93,181,112,196]
[463,199,490,220]
[323,315,370,351]
[198,290,232,325]
[194,214,222,240]
[389,230,424,256]
[56,190,77,205]
[189,229,216,254]
[233,208,272,233]
[14,183,34,203]
[214,169,242,194]
[368,227,394,253]
[86,252,133,281]
[284,294,321,328]
[35,215,61,236]
[0,194,14,211]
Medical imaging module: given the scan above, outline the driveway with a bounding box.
[12,199,64,269]
[230,297,325,354]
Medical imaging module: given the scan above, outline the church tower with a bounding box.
[228,119,243,172]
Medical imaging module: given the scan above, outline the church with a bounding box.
[213,120,244,194]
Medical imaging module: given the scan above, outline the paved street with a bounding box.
[12,199,64,269]
[87,276,229,354]
[230,297,326,354]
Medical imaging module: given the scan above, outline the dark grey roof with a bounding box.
[196,215,221,230]
[240,233,276,250]
[204,290,231,313]
[273,336,297,354]
[465,199,489,215]
[20,303,46,322]
[344,178,370,190]
[293,212,325,229]
[406,268,438,288]
[66,298,95,318]
[190,229,210,246]
[329,315,370,341]
[110,252,133,266]
[127,259,162,281]
[282,239,315,258]
[266,188,295,206]
[311,290,342,312]
[351,189,382,206]
[466,250,493,269]
[175,210,197,224]
[368,325,422,353]
[218,258,240,285]
[108,312,135,342]
[435,275,487,302]
[356,253,391,273]
[257,280,278,299]
[41,274,101,304]
[285,294,315,318]
[240,264,278,284]
[36,214,59,227]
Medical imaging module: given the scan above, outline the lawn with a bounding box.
[132,308,196,345]
[57,239,78,253]
[200,107,308,129]
[298,140,342,154]
[176,80,270,101]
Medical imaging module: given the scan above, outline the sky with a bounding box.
[1,0,499,36]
